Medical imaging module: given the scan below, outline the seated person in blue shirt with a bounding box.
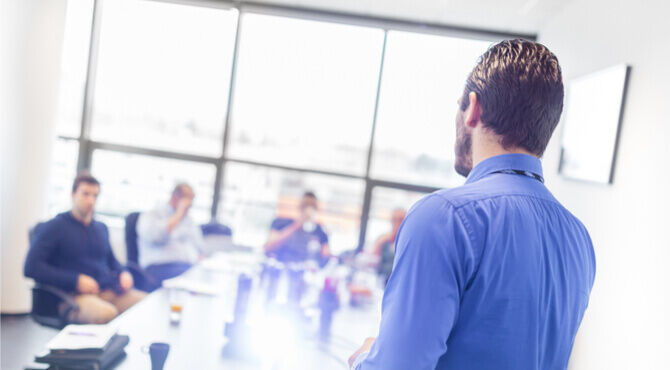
[371,208,406,284]
[349,39,596,370]
[137,183,203,284]
[24,174,147,324]
[264,191,330,264]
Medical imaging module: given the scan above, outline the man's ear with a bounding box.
[464,91,482,129]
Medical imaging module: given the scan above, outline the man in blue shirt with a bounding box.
[349,39,596,370]
[25,174,146,324]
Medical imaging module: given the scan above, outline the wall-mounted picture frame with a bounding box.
[558,64,631,184]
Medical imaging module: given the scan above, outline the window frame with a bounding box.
[63,0,534,251]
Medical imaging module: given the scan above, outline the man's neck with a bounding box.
[71,209,93,226]
[471,135,536,169]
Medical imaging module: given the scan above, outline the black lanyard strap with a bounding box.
[493,169,544,183]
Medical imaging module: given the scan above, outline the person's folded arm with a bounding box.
[264,222,301,253]
[24,222,79,292]
[354,194,476,370]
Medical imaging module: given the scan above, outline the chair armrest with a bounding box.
[33,283,78,308]
[125,262,159,291]
[32,283,79,327]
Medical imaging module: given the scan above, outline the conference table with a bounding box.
[106,252,383,370]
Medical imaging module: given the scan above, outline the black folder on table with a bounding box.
[35,334,129,370]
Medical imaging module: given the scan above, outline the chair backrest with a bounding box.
[125,212,141,264]
[31,286,69,329]
[200,221,233,237]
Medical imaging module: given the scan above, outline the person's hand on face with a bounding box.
[175,197,192,217]
[119,271,134,292]
[77,274,100,295]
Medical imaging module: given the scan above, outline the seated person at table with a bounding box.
[24,173,146,324]
[264,191,330,264]
[372,208,406,284]
[137,183,204,284]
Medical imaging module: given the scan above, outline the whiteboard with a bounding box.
[559,64,630,184]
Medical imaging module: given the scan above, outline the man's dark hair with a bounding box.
[460,38,564,156]
[303,191,317,200]
[72,172,100,193]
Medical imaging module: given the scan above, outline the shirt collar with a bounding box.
[465,153,544,185]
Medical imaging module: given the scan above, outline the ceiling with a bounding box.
[240,0,573,35]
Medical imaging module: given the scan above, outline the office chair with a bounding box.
[200,221,233,237]
[124,212,159,292]
[28,223,79,329]
[200,221,247,254]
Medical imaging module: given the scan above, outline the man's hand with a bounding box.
[168,197,193,233]
[348,337,375,368]
[77,274,100,295]
[175,197,192,217]
[119,271,134,292]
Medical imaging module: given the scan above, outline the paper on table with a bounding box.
[162,277,220,296]
[46,324,118,351]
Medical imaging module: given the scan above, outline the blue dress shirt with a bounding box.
[354,154,596,370]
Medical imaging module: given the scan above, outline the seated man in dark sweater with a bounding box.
[24,173,146,324]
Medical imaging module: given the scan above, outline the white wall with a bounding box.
[539,1,670,369]
[1,0,68,313]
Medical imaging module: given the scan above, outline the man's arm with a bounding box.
[24,222,79,292]
[137,211,171,246]
[351,195,476,370]
[264,221,302,253]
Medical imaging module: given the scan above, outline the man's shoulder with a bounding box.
[142,205,171,217]
[91,218,109,232]
[271,217,293,230]
[39,212,71,230]
[31,212,74,242]
[409,183,492,214]
[430,180,508,208]
[430,176,560,209]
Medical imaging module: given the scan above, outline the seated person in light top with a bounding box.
[137,183,204,284]
[24,173,146,324]
[371,208,406,284]
[264,191,330,264]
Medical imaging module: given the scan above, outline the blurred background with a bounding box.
[3,0,670,369]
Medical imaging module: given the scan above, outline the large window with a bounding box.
[365,187,426,251]
[228,14,384,175]
[54,0,94,138]
[371,31,492,188]
[90,0,238,156]
[219,163,364,254]
[47,139,80,216]
[91,150,216,224]
[47,0,94,217]
[51,0,509,254]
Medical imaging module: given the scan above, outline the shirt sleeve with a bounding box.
[356,194,477,370]
[352,351,370,370]
[137,210,170,246]
[270,218,289,231]
[24,221,79,292]
[317,225,329,245]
